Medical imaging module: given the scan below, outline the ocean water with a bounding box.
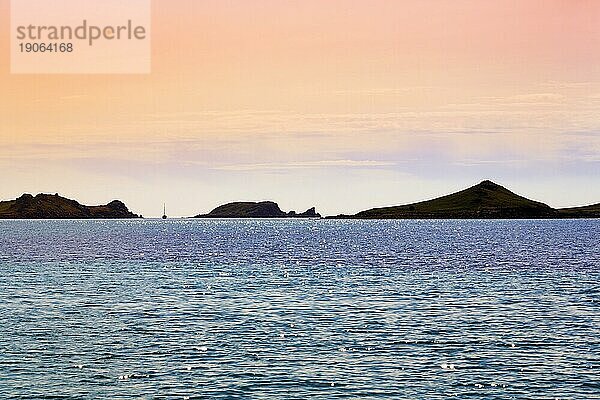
[0,219,599,399]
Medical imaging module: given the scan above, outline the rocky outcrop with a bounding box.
[194,201,321,218]
[0,194,140,219]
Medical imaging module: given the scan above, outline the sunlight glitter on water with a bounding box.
[0,219,599,399]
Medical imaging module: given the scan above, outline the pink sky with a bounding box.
[1,0,599,216]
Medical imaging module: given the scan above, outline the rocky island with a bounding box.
[330,180,600,219]
[558,203,600,218]
[0,194,140,219]
[194,201,321,218]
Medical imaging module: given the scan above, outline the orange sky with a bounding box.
[1,0,600,216]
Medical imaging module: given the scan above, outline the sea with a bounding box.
[0,219,598,399]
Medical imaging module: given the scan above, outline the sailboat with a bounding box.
[162,204,167,219]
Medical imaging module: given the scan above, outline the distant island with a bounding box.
[0,181,598,220]
[194,201,321,218]
[556,203,600,218]
[330,180,600,219]
[0,194,140,219]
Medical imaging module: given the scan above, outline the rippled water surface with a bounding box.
[1,219,599,399]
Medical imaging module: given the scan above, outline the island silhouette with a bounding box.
[0,193,140,219]
[330,180,598,219]
[194,201,321,218]
[0,181,598,219]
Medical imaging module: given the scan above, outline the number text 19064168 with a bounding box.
[19,43,73,53]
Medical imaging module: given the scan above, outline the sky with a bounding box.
[1,0,599,217]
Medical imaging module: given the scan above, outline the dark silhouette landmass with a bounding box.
[330,180,599,219]
[1,182,597,220]
[0,194,140,219]
[558,203,600,218]
[194,201,321,218]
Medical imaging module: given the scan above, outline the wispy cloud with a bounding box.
[210,159,396,171]
[59,95,88,101]
[540,81,596,90]
[330,86,439,96]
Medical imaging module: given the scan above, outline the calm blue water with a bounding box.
[0,219,599,399]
